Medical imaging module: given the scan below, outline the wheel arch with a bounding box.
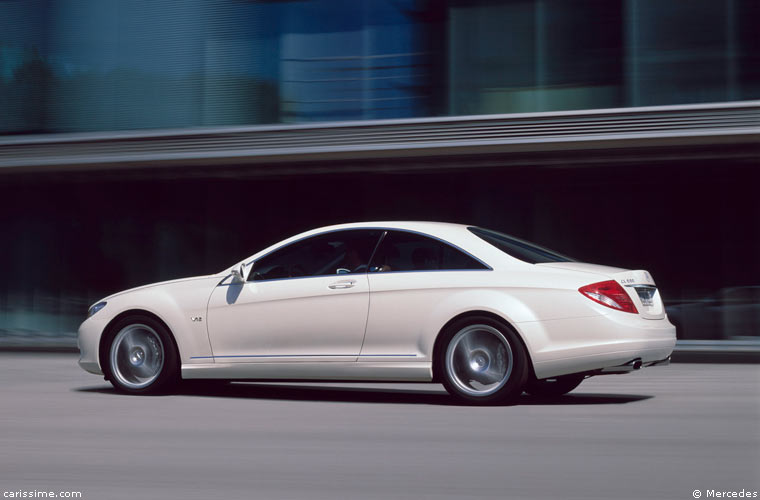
[98,309,180,381]
[431,310,535,383]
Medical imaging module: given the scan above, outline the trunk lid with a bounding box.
[538,262,666,319]
[611,269,665,319]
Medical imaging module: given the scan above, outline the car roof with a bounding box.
[304,221,471,234]
[286,221,479,248]
[230,221,506,273]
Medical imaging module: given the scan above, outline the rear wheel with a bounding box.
[436,316,528,404]
[524,374,585,397]
[104,315,179,394]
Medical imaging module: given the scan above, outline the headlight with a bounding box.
[87,301,107,318]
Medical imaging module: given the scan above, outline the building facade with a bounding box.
[1,0,758,343]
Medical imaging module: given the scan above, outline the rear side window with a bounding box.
[369,230,488,272]
[468,227,573,264]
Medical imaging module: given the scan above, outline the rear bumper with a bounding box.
[597,355,670,374]
[527,313,677,379]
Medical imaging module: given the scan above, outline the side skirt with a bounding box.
[181,361,433,382]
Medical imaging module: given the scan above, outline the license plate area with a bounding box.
[633,285,657,307]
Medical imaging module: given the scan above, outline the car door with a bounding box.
[362,230,490,361]
[206,229,383,362]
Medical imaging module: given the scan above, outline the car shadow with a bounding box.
[75,382,653,406]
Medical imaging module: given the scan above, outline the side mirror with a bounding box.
[230,263,246,284]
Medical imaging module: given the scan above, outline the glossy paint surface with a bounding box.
[78,222,676,381]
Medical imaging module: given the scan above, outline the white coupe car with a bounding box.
[78,221,675,404]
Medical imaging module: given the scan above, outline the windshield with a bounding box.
[468,227,574,264]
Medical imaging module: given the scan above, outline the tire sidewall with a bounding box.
[436,316,529,404]
[103,314,179,395]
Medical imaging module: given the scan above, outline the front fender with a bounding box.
[95,276,220,364]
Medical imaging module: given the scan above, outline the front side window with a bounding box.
[250,229,382,281]
[369,230,488,273]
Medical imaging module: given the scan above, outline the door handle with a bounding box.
[328,280,356,290]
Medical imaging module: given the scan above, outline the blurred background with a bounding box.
[0,0,758,349]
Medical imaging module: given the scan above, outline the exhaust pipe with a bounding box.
[599,358,643,374]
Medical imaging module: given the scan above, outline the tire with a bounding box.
[103,315,180,395]
[436,316,529,404]
[524,374,585,397]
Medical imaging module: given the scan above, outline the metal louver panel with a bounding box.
[0,101,758,172]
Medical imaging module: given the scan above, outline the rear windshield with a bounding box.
[468,227,574,264]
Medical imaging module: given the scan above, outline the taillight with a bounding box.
[579,280,638,314]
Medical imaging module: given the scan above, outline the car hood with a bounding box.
[100,275,218,302]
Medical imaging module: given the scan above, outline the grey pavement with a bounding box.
[0,353,758,500]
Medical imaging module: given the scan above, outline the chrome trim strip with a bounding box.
[241,226,493,282]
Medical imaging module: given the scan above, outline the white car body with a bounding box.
[78,221,675,386]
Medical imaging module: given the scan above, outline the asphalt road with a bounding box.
[1,354,758,500]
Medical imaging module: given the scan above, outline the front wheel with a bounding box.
[104,315,179,394]
[524,374,585,397]
[436,317,529,404]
